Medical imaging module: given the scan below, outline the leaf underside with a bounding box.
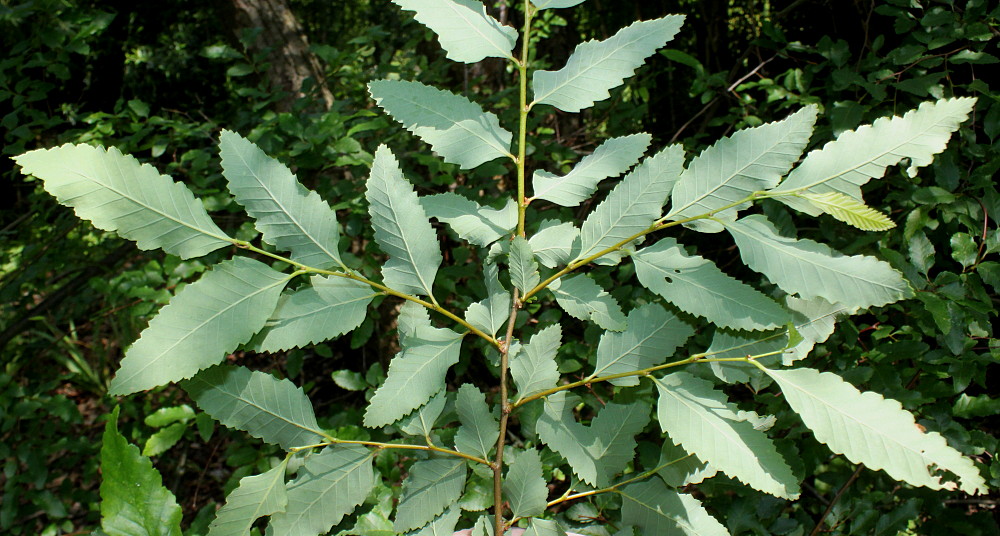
[511,324,562,401]
[208,464,287,536]
[550,274,627,331]
[620,480,729,536]
[390,0,517,63]
[393,459,466,532]
[532,133,652,207]
[592,303,694,385]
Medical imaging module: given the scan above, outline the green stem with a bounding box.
[289,439,491,466]
[515,4,534,238]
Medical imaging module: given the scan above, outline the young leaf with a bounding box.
[532,133,652,207]
[503,449,548,519]
[533,0,586,9]
[549,274,627,331]
[183,364,325,451]
[207,464,287,536]
[421,192,517,247]
[100,407,183,536]
[455,384,499,460]
[406,506,461,536]
[653,372,800,498]
[665,106,818,232]
[109,257,289,395]
[633,237,789,331]
[390,0,517,63]
[763,367,988,495]
[366,145,443,297]
[529,220,581,268]
[249,275,377,353]
[219,130,344,270]
[725,214,912,308]
[393,459,466,532]
[399,390,448,438]
[619,480,729,536]
[509,237,541,293]
[15,143,231,259]
[796,191,896,231]
[465,262,511,337]
[268,446,376,536]
[369,81,513,169]
[532,16,685,112]
[511,323,562,402]
[590,303,694,385]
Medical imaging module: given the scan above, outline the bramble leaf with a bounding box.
[390,0,517,63]
[532,133,651,207]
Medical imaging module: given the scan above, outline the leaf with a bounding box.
[797,191,896,231]
[100,407,182,536]
[399,390,448,438]
[619,480,729,536]
[421,192,517,247]
[366,145,443,296]
[268,446,376,536]
[577,145,685,263]
[509,237,541,293]
[390,0,517,63]
[249,276,377,352]
[455,384,499,460]
[532,16,685,112]
[772,98,976,215]
[364,326,465,427]
[14,143,230,259]
[142,422,186,457]
[511,324,562,402]
[183,364,325,450]
[109,257,289,395]
[725,214,912,308]
[393,459,466,532]
[219,131,344,269]
[465,262,511,337]
[633,238,789,331]
[529,220,581,268]
[591,303,694,385]
[763,367,988,495]
[549,274,627,331]
[369,81,513,169]
[503,449,548,519]
[207,464,287,536]
[524,519,568,536]
[406,506,461,536]
[532,133,652,206]
[653,372,800,498]
[665,106,818,232]
[656,438,716,488]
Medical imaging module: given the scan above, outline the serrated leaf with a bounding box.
[219,130,344,269]
[532,134,652,206]
[532,16,685,112]
[399,390,448,438]
[249,275,376,352]
[619,480,729,536]
[550,274,626,331]
[797,191,896,231]
[465,262,510,337]
[512,324,562,402]
[656,437,716,488]
[455,384,498,460]
[533,0,585,8]
[394,459,467,532]
[653,372,799,498]
[184,364,325,450]
[15,144,231,259]
[591,303,693,385]
[364,326,465,427]
[504,449,548,519]
[268,446,376,536]
[633,238,789,331]
[109,258,289,395]
[772,98,976,215]
[725,214,912,308]
[763,367,987,495]
[666,106,818,232]
[524,519,568,536]
[100,407,182,536]
[366,145,442,296]
[369,81,513,169]
[577,145,685,263]
[406,506,461,536]
[208,464,287,536]
[529,220,581,268]
[510,237,541,293]
[421,193,517,247]
[390,0,517,63]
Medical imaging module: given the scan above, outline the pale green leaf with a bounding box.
[764,367,988,495]
[532,16,685,112]
[532,133,652,206]
[504,449,548,519]
[511,324,562,402]
[144,405,194,428]
[725,214,912,308]
[421,193,517,247]
[529,220,581,268]
[208,464,287,536]
[249,275,376,352]
[524,519,568,536]
[393,459,467,532]
[399,300,433,337]
[406,506,461,536]
[390,0,517,63]
[15,143,230,259]
[458,476,493,512]
[549,274,627,331]
[219,130,344,269]
[455,384,499,460]
[510,237,541,293]
[653,372,799,498]
[369,80,513,169]
[345,485,395,536]
[591,303,693,385]
[633,238,789,331]
[666,106,818,232]
[620,480,729,536]
[142,422,186,457]
[797,191,896,231]
[184,364,325,450]
[109,257,289,395]
[366,145,442,296]
[656,438,716,488]
[465,262,511,337]
[399,390,448,438]
[533,0,585,8]
[268,446,376,536]
[364,326,465,427]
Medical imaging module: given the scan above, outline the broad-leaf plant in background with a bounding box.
[14,0,988,534]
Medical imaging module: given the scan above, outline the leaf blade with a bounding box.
[207,464,287,536]
[511,324,562,402]
[393,459,466,532]
[390,0,517,63]
[620,480,729,536]
[592,303,694,385]
[504,449,548,519]
[532,133,652,207]
[550,274,627,331]
[454,384,499,460]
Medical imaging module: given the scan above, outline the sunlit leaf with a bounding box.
[390,0,517,63]
[532,133,651,207]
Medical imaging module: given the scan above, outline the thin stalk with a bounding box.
[289,439,491,466]
[515,3,534,238]
[494,288,521,534]
[539,454,689,513]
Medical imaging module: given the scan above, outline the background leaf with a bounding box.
[393,459,466,532]
[390,0,517,63]
[207,464,287,536]
[619,480,729,536]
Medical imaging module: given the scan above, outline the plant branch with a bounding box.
[289,439,491,466]
[810,463,865,536]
